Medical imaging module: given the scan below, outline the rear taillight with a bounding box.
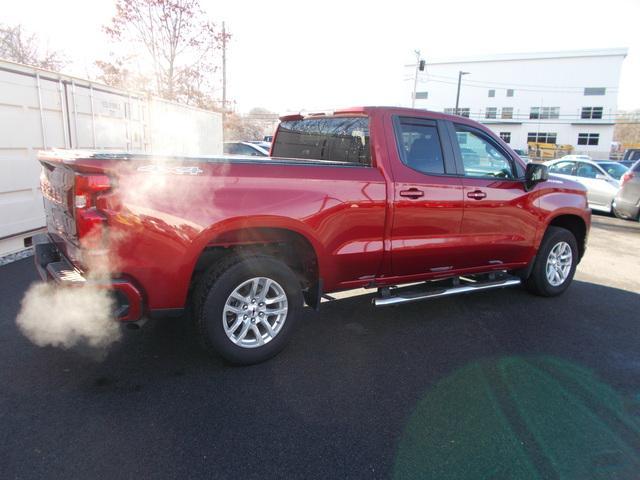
[74,174,112,248]
[620,172,634,187]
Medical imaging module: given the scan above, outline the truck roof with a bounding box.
[279,106,478,125]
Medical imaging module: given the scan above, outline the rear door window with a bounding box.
[394,120,445,175]
[576,163,600,179]
[272,117,370,165]
[549,161,576,175]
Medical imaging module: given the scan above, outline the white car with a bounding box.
[556,154,592,161]
[223,141,269,157]
[547,158,628,213]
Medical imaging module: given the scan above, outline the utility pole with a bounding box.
[455,71,470,115]
[222,21,227,117]
[411,50,421,109]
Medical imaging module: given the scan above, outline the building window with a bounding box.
[485,107,497,119]
[444,108,470,118]
[584,87,606,96]
[581,107,604,119]
[501,107,513,119]
[506,89,514,97]
[577,133,599,146]
[499,132,511,143]
[530,107,559,119]
[488,89,495,97]
[528,132,558,144]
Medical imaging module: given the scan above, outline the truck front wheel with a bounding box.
[194,255,302,364]
[525,226,578,297]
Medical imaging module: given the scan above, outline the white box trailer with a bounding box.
[0,60,223,257]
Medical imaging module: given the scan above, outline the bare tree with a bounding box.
[224,112,271,141]
[0,23,67,71]
[614,110,640,146]
[98,0,228,108]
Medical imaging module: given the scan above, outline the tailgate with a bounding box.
[40,160,77,245]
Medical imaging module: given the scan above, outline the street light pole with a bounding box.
[411,49,421,109]
[455,71,470,115]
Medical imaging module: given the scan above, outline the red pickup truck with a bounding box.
[35,107,590,364]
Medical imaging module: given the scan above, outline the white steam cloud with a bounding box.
[16,282,121,349]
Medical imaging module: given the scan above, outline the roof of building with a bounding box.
[427,48,628,65]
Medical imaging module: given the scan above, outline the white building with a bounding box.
[411,48,627,158]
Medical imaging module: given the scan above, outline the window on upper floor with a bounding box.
[488,89,495,97]
[485,107,497,119]
[581,107,604,119]
[499,132,511,143]
[506,89,514,97]
[584,87,606,96]
[577,133,599,146]
[501,107,513,119]
[530,107,559,119]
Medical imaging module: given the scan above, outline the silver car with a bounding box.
[613,160,640,220]
[547,159,628,213]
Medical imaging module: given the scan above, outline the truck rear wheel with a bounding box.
[525,226,578,297]
[194,255,302,365]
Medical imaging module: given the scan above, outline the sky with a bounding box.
[4,0,640,114]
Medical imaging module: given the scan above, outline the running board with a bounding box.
[373,273,521,307]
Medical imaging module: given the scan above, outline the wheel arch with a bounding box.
[544,213,588,261]
[188,217,324,307]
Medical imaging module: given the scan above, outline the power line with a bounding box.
[424,73,619,91]
[423,77,618,94]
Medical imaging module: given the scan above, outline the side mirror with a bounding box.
[524,163,549,191]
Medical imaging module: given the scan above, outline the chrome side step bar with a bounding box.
[373,274,521,307]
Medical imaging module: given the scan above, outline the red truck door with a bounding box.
[447,122,538,268]
[387,116,464,277]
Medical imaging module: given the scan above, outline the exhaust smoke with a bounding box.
[16,282,121,349]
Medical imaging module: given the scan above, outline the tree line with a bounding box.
[0,0,274,140]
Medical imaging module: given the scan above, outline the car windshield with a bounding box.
[598,162,628,180]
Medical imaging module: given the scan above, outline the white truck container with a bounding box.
[0,60,223,258]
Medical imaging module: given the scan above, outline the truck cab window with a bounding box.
[454,127,515,179]
[395,121,445,175]
[272,117,371,165]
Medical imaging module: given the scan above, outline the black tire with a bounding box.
[612,201,626,219]
[525,226,578,297]
[194,254,302,365]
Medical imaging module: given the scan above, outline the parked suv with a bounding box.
[614,160,640,220]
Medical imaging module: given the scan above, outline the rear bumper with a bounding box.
[33,234,144,322]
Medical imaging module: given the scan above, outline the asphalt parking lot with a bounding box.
[1,214,639,479]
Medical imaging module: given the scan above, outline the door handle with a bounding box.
[467,190,487,200]
[399,188,424,199]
